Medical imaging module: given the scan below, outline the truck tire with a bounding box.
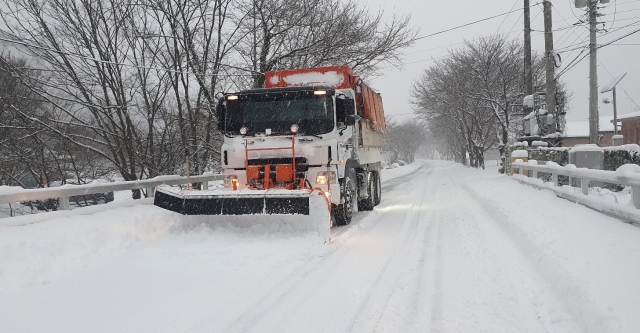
[359,172,375,211]
[334,169,356,225]
[373,171,381,206]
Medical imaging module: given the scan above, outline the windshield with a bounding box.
[225,91,334,135]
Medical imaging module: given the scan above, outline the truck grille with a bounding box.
[248,157,307,166]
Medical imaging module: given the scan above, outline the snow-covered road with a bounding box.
[2,161,640,332]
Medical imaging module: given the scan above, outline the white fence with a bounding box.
[511,160,640,223]
[0,174,223,211]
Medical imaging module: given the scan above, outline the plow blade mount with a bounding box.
[153,186,331,241]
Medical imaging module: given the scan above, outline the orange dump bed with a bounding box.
[359,83,386,131]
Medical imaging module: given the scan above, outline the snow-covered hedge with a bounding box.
[528,147,569,166]
[603,144,640,172]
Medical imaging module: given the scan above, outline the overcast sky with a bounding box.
[358,0,640,123]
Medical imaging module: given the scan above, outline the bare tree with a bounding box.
[0,0,241,195]
[411,35,566,169]
[139,0,242,177]
[238,0,418,88]
[0,0,420,189]
[383,118,427,164]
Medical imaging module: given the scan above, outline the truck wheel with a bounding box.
[359,172,375,211]
[373,172,381,206]
[334,169,356,225]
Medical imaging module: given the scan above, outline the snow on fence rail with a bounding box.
[511,160,640,224]
[0,174,223,210]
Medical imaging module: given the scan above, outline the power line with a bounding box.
[598,26,640,48]
[414,2,543,41]
[494,0,521,34]
[557,26,640,77]
[610,0,619,30]
[598,59,640,112]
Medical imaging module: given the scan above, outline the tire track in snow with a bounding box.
[441,176,559,332]
[344,166,442,332]
[426,208,444,332]
[216,167,435,332]
[459,181,619,333]
[367,166,444,333]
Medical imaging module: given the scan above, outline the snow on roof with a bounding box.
[564,116,614,137]
[272,71,345,87]
[618,111,640,121]
[511,150,528,158]
[569,144,603,153]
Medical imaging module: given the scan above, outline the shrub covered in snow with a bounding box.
[529,147,569,166]
[603,144,640,172]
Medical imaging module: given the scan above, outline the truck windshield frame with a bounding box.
[225,90,335,136]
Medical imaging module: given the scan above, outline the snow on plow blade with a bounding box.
[154,186,330,241]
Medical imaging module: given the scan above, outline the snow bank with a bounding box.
[569,144,604,153]
[0,185,25,195]
[0,198,154,227]
[532,140,548,147]
[511,150,528,158]
[616,164,640,175]
[603,143,640,153]
[0,204,328,333]
[381,160,423,182]
[461,166,640,333]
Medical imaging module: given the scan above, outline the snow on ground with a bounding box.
[1,160,640,333]
[380,161,422,182]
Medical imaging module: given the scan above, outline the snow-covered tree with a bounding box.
[411,35,567,169]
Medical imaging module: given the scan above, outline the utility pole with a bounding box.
[524,0,533,96]
[613,86,618,136]
[543,1,556,135]
[588,0,599,144]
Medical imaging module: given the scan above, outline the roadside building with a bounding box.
[616,111,640,145]
[563,116,615,147]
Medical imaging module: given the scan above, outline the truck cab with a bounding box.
[216,66,384,225]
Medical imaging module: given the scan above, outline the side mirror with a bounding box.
[216,99,226,131]
[345,114,360,126]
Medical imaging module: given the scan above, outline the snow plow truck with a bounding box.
[154,66,385,238]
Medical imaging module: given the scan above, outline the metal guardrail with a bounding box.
[511,160,640,223]
[0,174,224,210]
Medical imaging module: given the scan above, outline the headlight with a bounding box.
[290,124,299,133]
[316,171,336,184]
[239,127,247,135]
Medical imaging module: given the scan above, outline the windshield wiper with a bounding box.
[300,132,322,139]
